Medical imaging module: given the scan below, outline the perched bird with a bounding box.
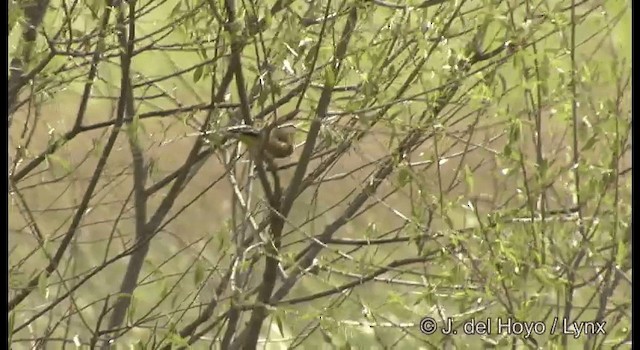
[225,123,297,160]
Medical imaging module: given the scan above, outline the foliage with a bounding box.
[8,0,631,348]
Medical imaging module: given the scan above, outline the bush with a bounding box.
[9,0,631,348]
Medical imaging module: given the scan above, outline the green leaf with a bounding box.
[539,56,550,96]
[503,143,512,158]
[386,292,403,306]
[8,4,23,33]
[397,166,411,187]
[86,0,103,19]
[260,8,273,32]
[132,340,144,350]
[611,325,630,344]
[37,273,48,298]
[193,65,204,82]
[256,85,271,107]
[170,286,180,309]
[304,46,317,69]
[324,66,336,88]
[616,236,628,267]
[508,119,521,143]
[128,122,147,155]
[275,313,285,337]
[47,154,72,175]
[365,223,377,237]
[463,165,474,193]
[581,134,599,151]
[128,294,137,322]
[71,29,86,40]
[199,47,208,60]
[8,310,15,340]
[320,328,333,344]
[532,267,556,288]
[161,280,171,300]
[194,262,204,285]
[170,1,182,16]
[444,213,454,228]
[167,332,190,347]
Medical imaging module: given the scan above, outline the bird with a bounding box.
[225,123,297,161]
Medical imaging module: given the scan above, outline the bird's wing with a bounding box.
[225,125,261,137]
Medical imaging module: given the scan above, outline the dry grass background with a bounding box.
[8,0,631,348]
